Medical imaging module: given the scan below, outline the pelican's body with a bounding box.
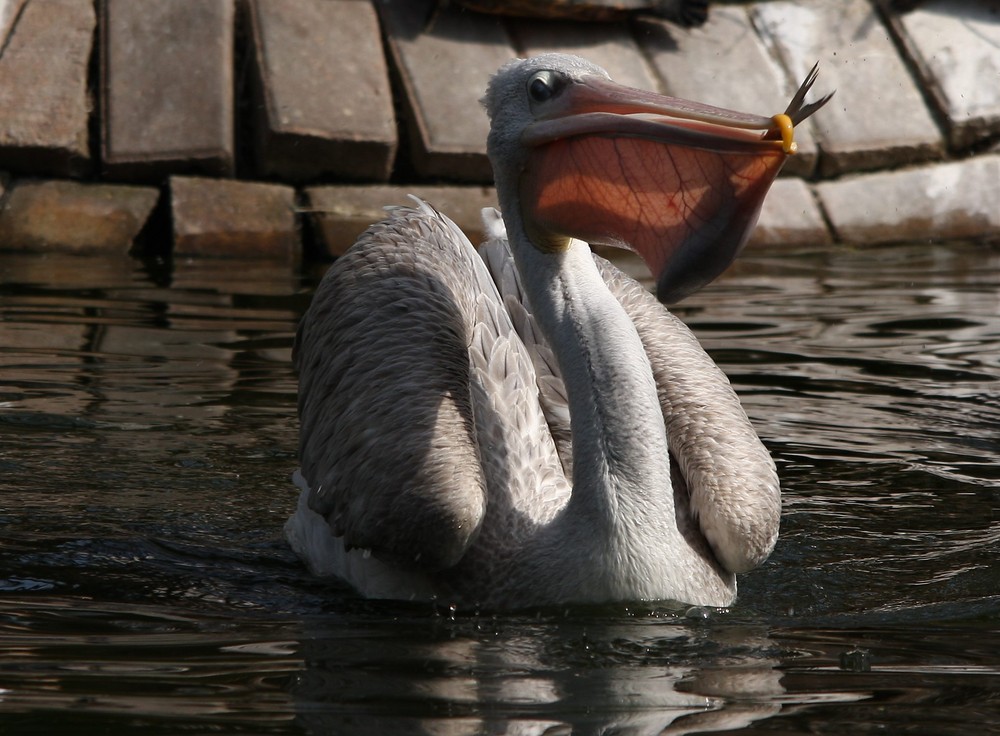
[288,55,829,609]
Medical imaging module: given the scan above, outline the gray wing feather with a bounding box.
[295,202,490,571]
[469,216,570,535]
[479,215,573,474]
[593,256,781,574]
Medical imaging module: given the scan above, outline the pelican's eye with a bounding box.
[527,70,567,104]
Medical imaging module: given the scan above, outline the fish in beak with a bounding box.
[519,64,832,303]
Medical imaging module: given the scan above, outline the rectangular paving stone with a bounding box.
[305,184,499,257]
[815,154,1000,245]
[170,176,299,260]
[0,179,160,254]
[748,177,832,248]
[0,0,93,176]
[0,0,28,41]
[247,0,397,182]
[102,0,235,180]
[886,0,1000,150]
[377,0,516,182]
[635,6,819,178]
[752,0,943,177]
[511,19,659,92]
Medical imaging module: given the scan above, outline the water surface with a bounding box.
[1,243,999,734]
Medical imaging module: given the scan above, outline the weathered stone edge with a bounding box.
[1,155,998,257]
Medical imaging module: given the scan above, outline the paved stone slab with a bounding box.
[636,6,819,178]
[170,177,299,260]
[305,184,499,257]
[815,154,1000,245]
[0,0,93,176]
[511,19,658,92]
[748,177,831,248]
[752,0,943,177]
[102,0,235,180]
[0,0,28,41]
[0,180,160,254]
[247,0,396,182]
[886,0,1000,150]
[377,0,516,181]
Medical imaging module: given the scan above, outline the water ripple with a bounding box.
[2,245,1000,733]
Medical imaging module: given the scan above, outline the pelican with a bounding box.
[288,54,830,609]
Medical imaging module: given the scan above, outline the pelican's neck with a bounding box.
[507,225,674,536]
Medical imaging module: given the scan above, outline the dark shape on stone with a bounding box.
[450,0,709,26]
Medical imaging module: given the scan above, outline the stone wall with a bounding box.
[0,0,997,259]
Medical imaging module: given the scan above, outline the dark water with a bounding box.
[1,243,999,734]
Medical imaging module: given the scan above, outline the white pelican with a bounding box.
[288,54,830,609]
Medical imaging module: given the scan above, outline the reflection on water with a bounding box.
[1,243,999,733]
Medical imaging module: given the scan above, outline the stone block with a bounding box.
[377,0,516,182]
[305,184,499,257]
[636,6,819,178]
[247,0,396,182]
[752,0,943,177]
[101,0,235,181]
[748,177,831,248]
[0,179,160,253]
[0,0,28,41]
[885,0,1000,150]
[170,176,299,260]
[0,0,93,176]
[511,18,658,92]
[815,154,1000,245]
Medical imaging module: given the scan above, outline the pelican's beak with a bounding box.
[520,66,831,303]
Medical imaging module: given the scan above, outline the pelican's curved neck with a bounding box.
[507,223,674,536]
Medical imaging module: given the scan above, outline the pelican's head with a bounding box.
[482,54,831,303]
